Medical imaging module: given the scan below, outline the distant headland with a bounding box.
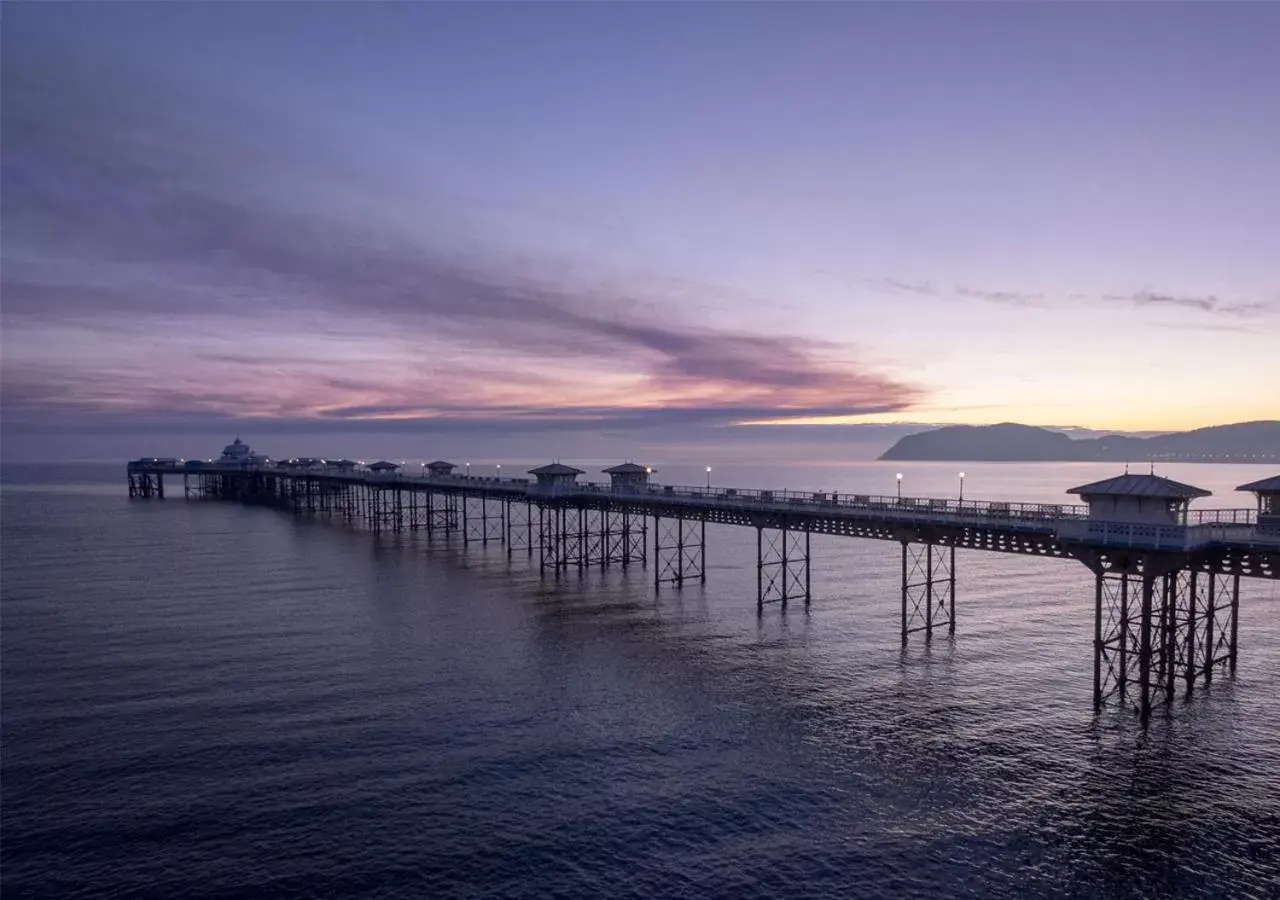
[878,421,1280,463]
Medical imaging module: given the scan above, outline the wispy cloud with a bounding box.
[858,276,1275,321]
[1146,321,1260,335]
[1104,290,1275,318]
[953,285,1044,306]
[0,36,920,429]
[857,277,1041,308]
[1110,290,1217,312]
[857,277,940,297]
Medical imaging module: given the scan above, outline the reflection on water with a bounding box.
[2,464,1278,898]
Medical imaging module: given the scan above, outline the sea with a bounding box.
[3,460,1279,899]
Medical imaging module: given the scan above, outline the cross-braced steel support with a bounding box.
[653,515,705,588]
[405,490,426,530]
[535,506,645,572]
[1091,553,1240,718]
[366,487,400,533]
[423,492,460,537]
[1094,564,1138,709]
[463,495,506,545]
[756,526,810,609]
[612,510,646,569]
[539,504,570,573]
[127,472,164,498]
[900,540,955,643]
[506,500,538,557]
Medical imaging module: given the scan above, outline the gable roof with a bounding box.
[367,460,400,470]
[1237,475,1280,493]
[602,462,651,474]
[425,460,457,470]
[529,463,584,476]
[1066,473,1211,500]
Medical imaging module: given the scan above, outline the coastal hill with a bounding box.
[878,421,1280,463]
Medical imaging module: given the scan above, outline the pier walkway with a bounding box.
[127,455,1280,719]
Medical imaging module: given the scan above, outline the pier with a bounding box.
[127,448,1280,719]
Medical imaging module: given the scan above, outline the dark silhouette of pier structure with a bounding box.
[127,455,1280,718]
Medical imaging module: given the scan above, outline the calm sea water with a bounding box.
[3,461,1279,899]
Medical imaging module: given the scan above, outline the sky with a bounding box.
[2,3,1277,463]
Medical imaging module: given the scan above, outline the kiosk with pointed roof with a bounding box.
[1066,472,1210,526]
[602,462,654,489]
[1237,475,1280,530]
[367,460,400,474]
[529,462,584,488]
[425,460,458,477]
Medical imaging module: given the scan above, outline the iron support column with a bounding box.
[1093,569,1104,709]
[1139,574,1154,720]
[1230,573,1240,673]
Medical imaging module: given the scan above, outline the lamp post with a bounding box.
[896,472,903,501]
[420,461,426,478]
[706,465,712,489]
[466,462,471,478]
[496,463,502,480]
[959,471,965,503]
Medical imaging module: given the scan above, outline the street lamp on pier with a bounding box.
[706,465,712,489]
[896,472,903,501]
[496,463,502,480]
[466,462,471,477]
[959,472,965,503]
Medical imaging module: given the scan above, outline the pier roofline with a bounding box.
[126,455,1278,719]
[1238,475,1280,530]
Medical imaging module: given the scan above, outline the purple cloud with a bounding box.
[1,34,920,429]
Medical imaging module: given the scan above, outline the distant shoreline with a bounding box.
[879,421,1280,464]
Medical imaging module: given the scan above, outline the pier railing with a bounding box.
[1054,519,1279,551]
[140,461,1262,530]
[531,480,1092,521]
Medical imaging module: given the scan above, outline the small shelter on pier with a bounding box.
[330,459,358,472]
[602,462,654,488]
[529,462,584,487]
[1066,473,1210,525]
[425,460,458,477]
[1236,475,1280,530]
[367,460,400,474]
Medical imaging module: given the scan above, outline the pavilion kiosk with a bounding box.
[1066,473,1211,526]
[529,463,585,489]
[425,460,458,478]
[1237,475,1280,532]
[1063,471,1245,719]
[367,460,401,477]
[602,462,654,492]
